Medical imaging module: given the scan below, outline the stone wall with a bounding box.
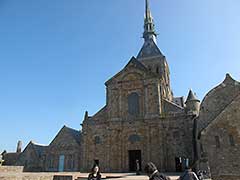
[200,95,240,179]
[0,171,81,180]
[0,166,23,173]
[215,175,240,180]
[198,74,240,132]
[16,142,46,172]
[82,57,195,173]
[45,126,81,172]
[82,114,194,172]
[2,152,20,166]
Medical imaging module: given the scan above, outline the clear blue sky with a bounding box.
[0,0,239,152]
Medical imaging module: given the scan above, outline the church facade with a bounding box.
[80,0,198,172]
[2,1,240,179]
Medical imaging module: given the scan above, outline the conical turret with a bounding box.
[185,89,200,115]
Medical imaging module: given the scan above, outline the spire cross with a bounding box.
[143,0,157,43]
[145,0,149,18]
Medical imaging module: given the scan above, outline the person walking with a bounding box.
[136,159,140,175]
[144,162,170,180]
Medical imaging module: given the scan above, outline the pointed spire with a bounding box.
[186,89,200,102]
[137,0,164,59]
[143,0,157,43]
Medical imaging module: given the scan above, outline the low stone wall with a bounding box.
[213,175,240,180]
[53,175,73,180]
[0,166,23,173]
[0,172,81,180]
[0,174,54,180]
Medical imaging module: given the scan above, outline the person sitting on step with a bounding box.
[88,164,101,180]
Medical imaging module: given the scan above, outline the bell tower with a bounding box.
[137,0,173,101]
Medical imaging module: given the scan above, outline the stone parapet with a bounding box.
[0,166,23,173]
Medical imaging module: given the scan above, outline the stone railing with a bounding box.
[0,166,23,173]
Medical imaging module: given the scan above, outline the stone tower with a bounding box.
[137,0,172,102]
[185,89,200,115]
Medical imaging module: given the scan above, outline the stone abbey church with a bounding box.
[2,1,240,179]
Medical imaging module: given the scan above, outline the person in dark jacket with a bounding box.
[144,162,170,180]
[178,168,199,180]
[88,164,101,180]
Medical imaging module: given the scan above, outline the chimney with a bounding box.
[16,141,22,153]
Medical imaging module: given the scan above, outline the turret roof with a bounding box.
[186,89,200,102]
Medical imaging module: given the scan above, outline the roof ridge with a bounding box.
[199,93,240,136]
[164,99,184,110]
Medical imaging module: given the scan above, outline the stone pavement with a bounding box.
[0,172,180,180]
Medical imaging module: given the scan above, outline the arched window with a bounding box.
[128,134,141,143]
[94,136,101,144]
[128,92,140,116]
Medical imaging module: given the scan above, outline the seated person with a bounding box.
[88,164,101,180]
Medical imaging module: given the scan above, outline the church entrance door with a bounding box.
[128,150,141,172]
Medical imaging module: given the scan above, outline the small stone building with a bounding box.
[196,74,240,180]
[44,125,82,172]
[16,141,47,172]
[6,125,82,172]
[2,141,22,166]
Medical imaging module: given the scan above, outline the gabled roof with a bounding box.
[65,126,81,144]
[49,125,81,146]
[199,94,240,137]
[137,39,164,59]
[198,73,240,133]
[173,97,185,108]
[124,56,148,71]
[163,99,184,114]
[21,141,47,157]
[30,142,47,156]
[105,56,148,85]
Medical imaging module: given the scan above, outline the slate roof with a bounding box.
[186,89,199,102]
[20,141,47,157]
[64,126,81,144]
[30,142,47,156]
[105,56,149,86]
[124,56,148,71]
[137,39,164,59]
[197,73,240,133]
[49,125,81,146]
[163,99,184,114]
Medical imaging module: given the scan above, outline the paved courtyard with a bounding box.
[0,172,180,180]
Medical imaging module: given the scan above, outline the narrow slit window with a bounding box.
[215,136,220,148]
[229,134,235,146]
